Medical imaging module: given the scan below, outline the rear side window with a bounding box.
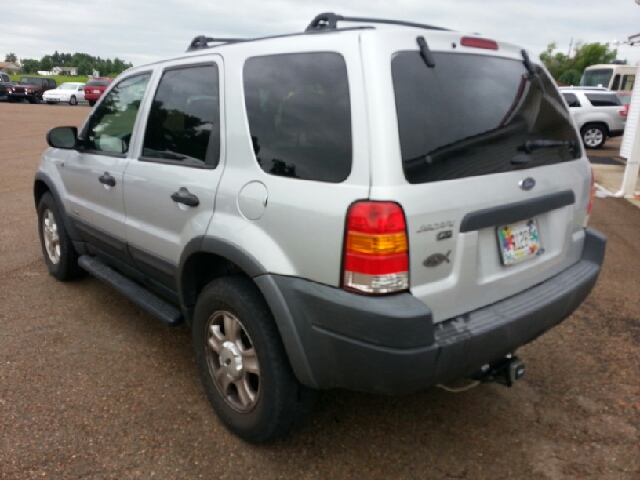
[392,52,579,184]
[243,52,352,183]
[142,64,220,167]
[585,93,622,107]
[562,92,581,108]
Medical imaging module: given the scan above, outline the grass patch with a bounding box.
[9,74,91,84]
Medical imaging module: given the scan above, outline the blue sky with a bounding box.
[2,0,640,67]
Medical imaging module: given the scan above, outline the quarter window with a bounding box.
[561,92,581,108]
[243,52,352,183]
[142,64,220,167]
[584,93,622,107]
[83,73,151,155]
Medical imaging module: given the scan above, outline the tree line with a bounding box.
[4,52,133,77]
[539,42,620,85]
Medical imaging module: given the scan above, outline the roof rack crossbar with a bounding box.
[187,35,250,52]
[306,12,449,33]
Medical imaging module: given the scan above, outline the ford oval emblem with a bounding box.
[519,177,536,191]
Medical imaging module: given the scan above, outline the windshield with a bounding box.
[580,68,613,88]
[391,52,579,184]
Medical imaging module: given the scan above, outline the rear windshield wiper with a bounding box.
[517,139,578,154]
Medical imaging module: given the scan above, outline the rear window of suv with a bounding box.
[584,93,622,107]
[243,52,352,183]
[392,52,580,184]
[86,79,110,87]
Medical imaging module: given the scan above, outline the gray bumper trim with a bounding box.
[258,228,606,394]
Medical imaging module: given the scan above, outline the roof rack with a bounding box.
[305,12,449,33]
[187,35,249,52]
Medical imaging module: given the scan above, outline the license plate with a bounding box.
[93,89,100,93]
[497,219,540,265]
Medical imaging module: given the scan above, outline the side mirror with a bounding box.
[47,126,78,149]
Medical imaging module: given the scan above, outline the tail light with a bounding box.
[586,167,596,225]
[620,105,629,117]
[342,201,409,294]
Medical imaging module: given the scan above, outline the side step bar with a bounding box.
[78,255,183,326]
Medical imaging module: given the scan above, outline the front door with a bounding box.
[60,72,152,263]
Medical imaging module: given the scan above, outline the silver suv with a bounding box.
[560,86,626,148]
[35,13,606,443]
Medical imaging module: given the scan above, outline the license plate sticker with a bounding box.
[497,219,541,265]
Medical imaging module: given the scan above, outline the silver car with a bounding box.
[34,13,606,442]
[560,86,627,148]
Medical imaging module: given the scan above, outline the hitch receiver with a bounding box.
[470,355,525,387]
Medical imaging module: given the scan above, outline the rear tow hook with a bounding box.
[470,355,525,387]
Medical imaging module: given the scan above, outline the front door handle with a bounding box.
[99,172,116,187]
[171,187,199,207]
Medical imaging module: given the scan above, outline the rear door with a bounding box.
[122,58,224,290]
[362,30,591,322]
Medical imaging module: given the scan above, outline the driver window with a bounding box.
[84,73,151,155]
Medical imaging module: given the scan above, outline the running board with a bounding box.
[78,255,183,326]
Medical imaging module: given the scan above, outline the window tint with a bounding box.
[562,92,581,107]
[243,52,352,183]
[142,64,220,167]
[585,93,622,107]
[392,52,579,184]
[83,73,151,155]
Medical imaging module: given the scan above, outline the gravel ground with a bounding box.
[0,103,638,479]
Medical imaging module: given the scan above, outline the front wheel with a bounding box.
[581,125,606,149]
[192,276,316,443]
[37,192,82,280]
[69,95,77,106]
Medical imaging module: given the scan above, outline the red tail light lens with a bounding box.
[343,201,409,294]
[460,37,499,50]
[620,106,629,117]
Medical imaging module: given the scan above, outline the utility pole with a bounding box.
[568,38,573,57]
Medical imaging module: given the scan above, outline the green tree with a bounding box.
[4,53,17,63]
[20,59,39,74]
[40,56,53,72]
[540,41,619,83]
[77,61,92,76]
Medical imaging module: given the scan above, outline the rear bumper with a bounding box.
[257,228,606,394]
[609,129,624,138]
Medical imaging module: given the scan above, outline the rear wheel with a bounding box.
[88,100,96,107]
[192,276,316,443]
[69,95,77,106]
[37,192,82,281]
[581,125,606,149]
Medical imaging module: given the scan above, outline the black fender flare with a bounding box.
[33,172,82,243]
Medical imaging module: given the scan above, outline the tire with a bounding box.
[30,94,41,104]
[37,192,82,281]
[581,124,606,149]
[88,100,95,107]
[192,276,316,443]
[69,95,77,106]
[46,101,56,105]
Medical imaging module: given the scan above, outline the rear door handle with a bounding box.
[171,187,199,207]
[99,172,116,187]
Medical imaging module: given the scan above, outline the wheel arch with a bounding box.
[33,172,83,244]
[580,121,609,136]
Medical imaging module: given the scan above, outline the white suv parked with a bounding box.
[34,13,606,442]
[560,86,626,148]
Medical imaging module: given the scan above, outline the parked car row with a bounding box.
[1,76,112,105]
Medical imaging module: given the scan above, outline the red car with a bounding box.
[83,78,113,106]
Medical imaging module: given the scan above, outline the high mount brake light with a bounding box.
[343,201,409,294]
[460,37,499,50]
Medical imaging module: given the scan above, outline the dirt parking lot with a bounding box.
[0,103,638,479]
